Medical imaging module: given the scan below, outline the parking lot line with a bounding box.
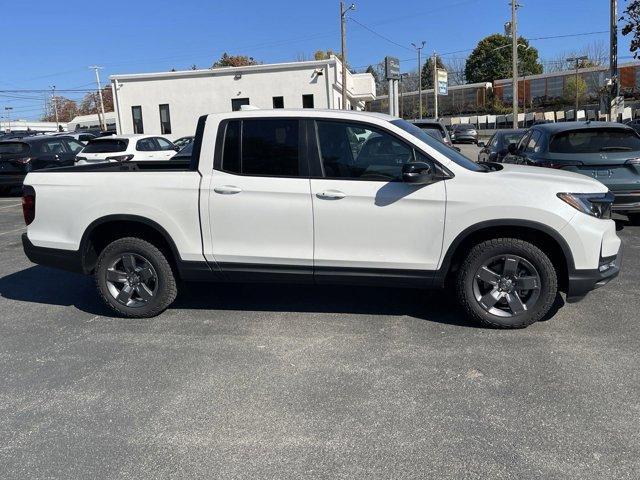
[0,203,21,210]
[0,226,26,237]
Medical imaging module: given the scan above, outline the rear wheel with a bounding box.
[456,238,558,328]
[95,237,177,318]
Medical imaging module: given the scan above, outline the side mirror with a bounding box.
[173,145,181,152]
[477,141,485,147]
[508,143,518,155]
[402,161,435,184]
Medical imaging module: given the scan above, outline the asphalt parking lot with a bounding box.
[1,154,639,478]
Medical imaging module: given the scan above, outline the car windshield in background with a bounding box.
[550,129,640,153]
[0,142,29,156]
[175,143,193,157]
[82,139,129,153]
[420,127,446,140]
[391,119,485,172]
[455,124,476,131]
[503,132,525,144]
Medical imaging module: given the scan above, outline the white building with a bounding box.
[109,56,376,138]
[67,112,117,132]
[1,120,62,133]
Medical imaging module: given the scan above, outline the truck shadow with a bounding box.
[0,265,489,328]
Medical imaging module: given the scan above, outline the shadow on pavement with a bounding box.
[0,265,483,328]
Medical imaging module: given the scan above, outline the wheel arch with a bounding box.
[437,219,574,291]
[79,214,182,275]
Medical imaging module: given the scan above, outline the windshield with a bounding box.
[0,142,29,156]
[391,119,485,171]
[83,139,129,153]
[549,129,640,153]
[455,124,476,131]
[420,126,446,141]
[503,132,525,145]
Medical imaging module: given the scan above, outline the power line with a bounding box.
[348,17,414,52]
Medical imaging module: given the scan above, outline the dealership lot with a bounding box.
[1,184,639,478]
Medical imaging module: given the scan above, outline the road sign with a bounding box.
[437,69,448,95]
[385,56,400,80]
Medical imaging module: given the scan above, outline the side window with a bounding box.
[39,140,67,154]
[517,131,531,152]
[65,139,84,153]
[525,130,542,153]
[316,121,413,181]
[221,121,240,173]
[241,119,299,176]
[488,134,497,148]
[155,137,174,151]
[136,138,156,151]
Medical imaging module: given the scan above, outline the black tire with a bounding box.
[95,237,177,318]
[456,238,558,328]
[627,213,640,226]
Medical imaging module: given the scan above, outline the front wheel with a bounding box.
[456,238,558,328]
[95,237,177,318]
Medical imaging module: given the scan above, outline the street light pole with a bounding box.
[412,41,426,119]
[4,107,12,133]
[567,56,588,121]
[50,86,60,132]
[433,52,439,119]
[340,2,355,110]
[511,0,519,129]
[90,65,107,131]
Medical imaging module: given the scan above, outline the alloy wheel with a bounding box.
[472,254,541,318]
[105,253,158,308]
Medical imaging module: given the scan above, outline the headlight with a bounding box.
[557,192,614,219]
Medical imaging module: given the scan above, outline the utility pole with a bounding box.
[433,52,439,119]
[567,56,588,121]
[50,86,60,132]
[510,0,519,129]
[340,2,355,110]
[610,0,619,121]
[412,41,426,118]
[90,65,107,130]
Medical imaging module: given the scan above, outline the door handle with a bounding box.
[214,185,242,195]
[316,190,346,200]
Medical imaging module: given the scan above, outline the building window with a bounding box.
[231,98,250,111]
[159,104,171,134]
[131,106,144,134]
[302,94,314,108]
[272,96,284,109]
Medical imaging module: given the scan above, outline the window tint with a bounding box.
[155,137,174,150]
[0,142,29,155]
[302,94,314,108]
[419,126,446,141]
[136,138,157,151]
[549,128,640,153]
[241,119,299,176]
[488,134,498,148]
[132,106,144,134]
[222,120,240,173]
[39,140,67,154]
[66,139,84,153]
[83,139,129,153]
[272,96,284,109]
[159,104,171,134]
[503,132,524,146]
[316,120,413,181]
[231,98,250,111]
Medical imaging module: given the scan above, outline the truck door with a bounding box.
[206,118,314,283]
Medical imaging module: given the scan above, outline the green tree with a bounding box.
[421,56,446,89]
[564,76,588,105]
[212,53,258,68]
[621,0,640,58]
[464,34,542,83]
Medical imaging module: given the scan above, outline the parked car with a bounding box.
[0,135,84,193]
[22,109,621,328]
[173,136,194,149]
[171,142,193,162]
[502,121,640,224]
[75,134,179,165]
[451,124,479,144]
[52,131,97,144]
[478,129,527,163]
[410,119,455,147]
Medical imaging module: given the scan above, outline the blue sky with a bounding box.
[1,0,632,120]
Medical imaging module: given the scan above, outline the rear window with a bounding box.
[549,129,640,153]
[83,139,129,153]
[0,142,29,156]
[419,126,446,140]
[455,124,475,131]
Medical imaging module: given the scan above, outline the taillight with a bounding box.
[22,186,35,226]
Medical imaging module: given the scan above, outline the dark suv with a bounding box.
[0,135,84,193]
[503,121,640,223]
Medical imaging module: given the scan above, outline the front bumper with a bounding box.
[566,247,622,302]
[611,191,640,213]
[22,233,84,274]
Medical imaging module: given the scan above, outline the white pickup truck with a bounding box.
[21,109,621,328]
